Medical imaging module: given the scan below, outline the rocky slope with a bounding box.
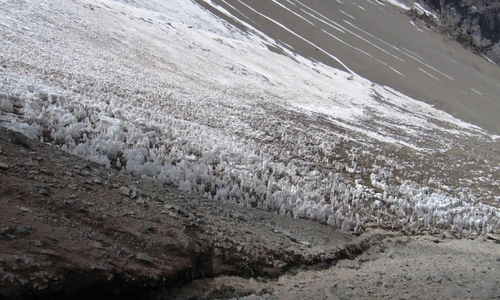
[413,0,500,64]
[0,127,369,299]
[1,128,499,299]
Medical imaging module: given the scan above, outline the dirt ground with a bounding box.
[171,234,500,300]
[1,128,499,299]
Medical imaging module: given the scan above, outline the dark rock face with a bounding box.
[418,0,500,64]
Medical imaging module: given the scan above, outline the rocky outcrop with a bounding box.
[415,0,500,64]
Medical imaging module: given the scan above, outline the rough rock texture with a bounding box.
[415,0,500,64]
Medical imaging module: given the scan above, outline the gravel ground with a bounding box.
[171,232,500,300]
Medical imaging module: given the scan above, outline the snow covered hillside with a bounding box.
[1,0,499,234]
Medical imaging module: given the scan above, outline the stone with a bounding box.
[89,234,103,241]
[119,186,130,196]
[80,169,90,176]
[167,211,178,218]
[40,249,60,257]
[398,293,414,300]
[433,275,443,283]
[39,169,53,176]
[164,204,180,211]
[15,226,30,235]
[38,92,49,102]
[136,197,145,205]
[130,188,141,199]
[1,99,14,113]
[234,288,255,298]
[135,252,153,263]
[119,247,134,258]
[63,199,75,205]
[0,227,15,235]
[0,162,8,170]
[91,241,103,248]
[92,265,109,272]
[486,234,499,242]
[9,132,31,148]
[39,187,50,195]
[20,207,31,213]
[17,277,28,286]
[2,273,15,283]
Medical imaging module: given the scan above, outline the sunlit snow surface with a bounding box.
[1,0,499,234]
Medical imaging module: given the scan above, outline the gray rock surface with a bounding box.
[417,0,500,64]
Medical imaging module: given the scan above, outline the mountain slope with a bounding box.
[1,0,500,298]
[1,0,499,238]
[1,128,499,299]
[196,0,500,133]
